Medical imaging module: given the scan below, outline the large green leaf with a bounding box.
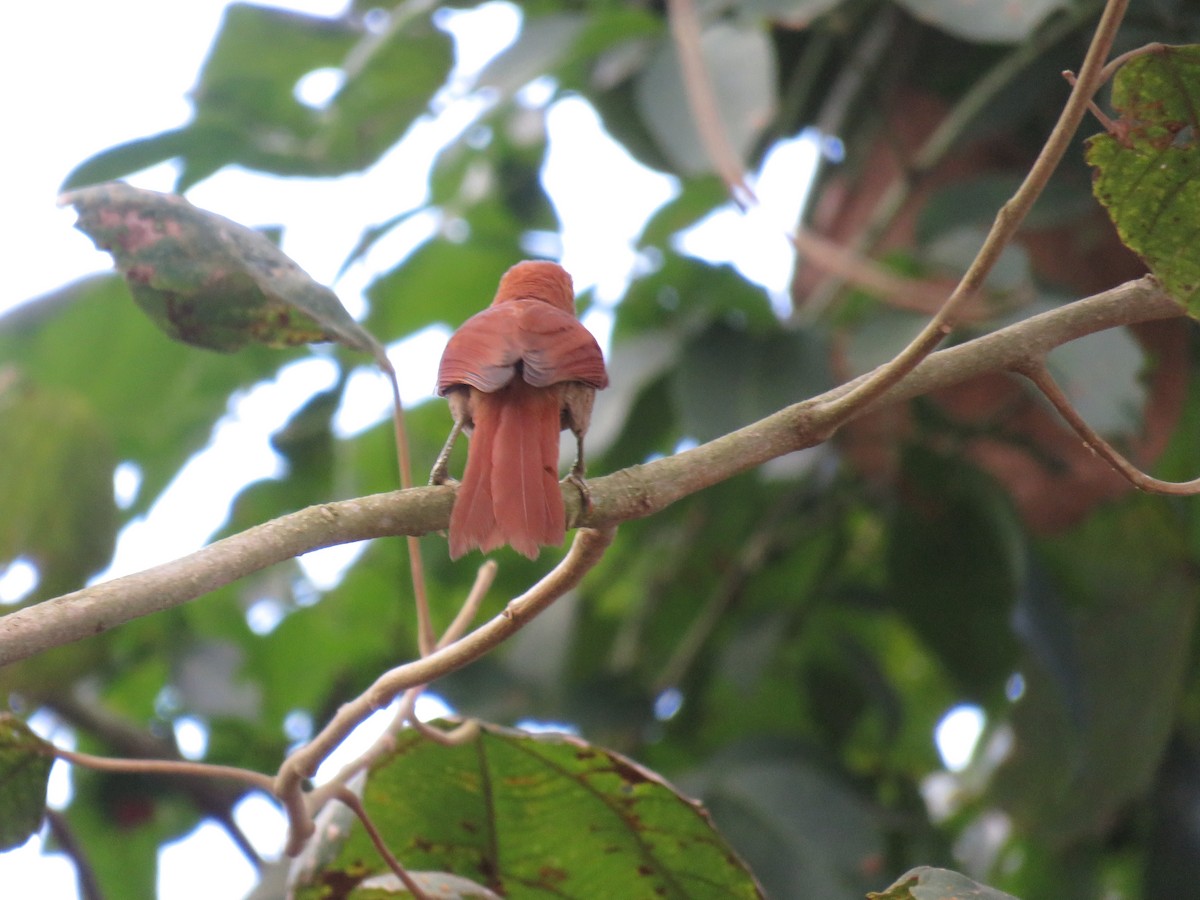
[0,275,293,519]
[0,376,117,598]
[297,722,764,898]
[1087,45,1200,311]
[63,3,452,190]
[993,503,1195,847]
[0,714,53,852]
[675,320,831,442]
[886,448,1022,697]
[634,22,776,175]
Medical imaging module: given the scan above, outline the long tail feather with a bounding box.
[490,380,563,558]
[448,381,563,559]
[448,393,498,559]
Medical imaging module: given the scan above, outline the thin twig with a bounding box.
[1062,69,1118,132]
[334,785,432,900]
[788,226,959,314]
[0,278,1183,666]
[1097,40,1170,84]
[666,0,756,207]
[397,560,495,745]
[50,745,277,794]
[410,716,480,747]
[1019,361,1200,495]
[383,364,435,658]
[817,0,1131,424]
[437,561,497,651]
[41,691,262,867]
[46,810,104,900]
[0,483,453,665]
[275,527,615,855]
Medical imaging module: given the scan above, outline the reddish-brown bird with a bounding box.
[431,261,608,559]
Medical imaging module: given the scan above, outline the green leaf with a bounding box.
[477,8,661,98]
[60,129,196,193]
[1087,45,1200,310]
[475,13,589,96]
[323,9,454,172]
[1046,327,1146,436]
[64,4,452,189]
[637,176,726,249]
[892,0,1067,43]
[634,23,776,174]
[0,714,54,852]
[993,504,1194,846]
[887,448,1022,697]
[0,376,118,598]
[0,275,295,519]
[685,741,885,900]
[365,239,518,341]
[616,256,777,339]
[62,182,387,363]
[869,866,1020,900]
[675,320,831,442]
[297,722,764,898]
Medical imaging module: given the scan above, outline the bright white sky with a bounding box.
[0,2,986,897]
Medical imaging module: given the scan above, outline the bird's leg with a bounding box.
[430,419,463,487]
[562,428,593,514]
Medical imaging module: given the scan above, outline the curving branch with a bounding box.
[817,0,1130,423]
[275,526,615,855]
[0,276,1182,667]
[666,0,755,207]
[1019,361,1200,495]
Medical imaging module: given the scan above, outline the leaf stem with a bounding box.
[381,362,436,658]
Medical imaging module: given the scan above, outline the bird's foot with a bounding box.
[429,461,458,488]
[562,469,594,516]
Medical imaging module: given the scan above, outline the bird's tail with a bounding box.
[449,379,564,559]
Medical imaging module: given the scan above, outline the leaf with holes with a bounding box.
[295,721,764,898]
[0,714,54,851]
[61,182,388,365]
[1087,45,1200,312]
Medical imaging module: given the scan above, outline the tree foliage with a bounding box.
[4,1,1200,898]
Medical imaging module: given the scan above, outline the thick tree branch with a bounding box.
[0,487,451,665]
[0,277,1182,666]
